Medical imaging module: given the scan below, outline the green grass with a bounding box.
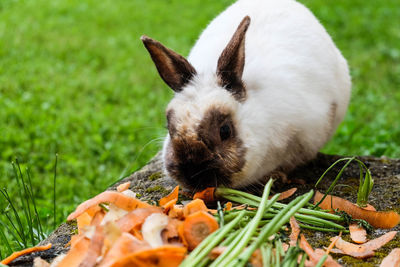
[0,0,399,256]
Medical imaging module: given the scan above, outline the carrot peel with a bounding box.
[0,243,52,265]
[193,187,215,202]
[117,181,131,192]
[183,198,209,217]
[159,186,179,207]
[314,191,400,228]
[349,223,367,244]
[67,191,152,221]
[380,248,400,267]
[289,216,300,247]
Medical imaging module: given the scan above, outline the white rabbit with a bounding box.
[141,0,351,190]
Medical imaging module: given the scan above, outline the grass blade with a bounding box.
[16,160,35,246]
[53,154,58,230]
[26,168,45,240]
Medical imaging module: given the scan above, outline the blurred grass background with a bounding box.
[0,0,399,253]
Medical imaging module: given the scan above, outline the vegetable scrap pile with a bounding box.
[2,179,400,267]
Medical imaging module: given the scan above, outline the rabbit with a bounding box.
[141,0,351,191]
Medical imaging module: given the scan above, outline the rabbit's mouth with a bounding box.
[166,159,232,191]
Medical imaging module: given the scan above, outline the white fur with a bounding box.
[163,0,351,187]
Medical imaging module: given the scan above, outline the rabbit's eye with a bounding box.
[220,124,231,141]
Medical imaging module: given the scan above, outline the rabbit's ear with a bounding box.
[141,35,196,92]
[217,16,250,101]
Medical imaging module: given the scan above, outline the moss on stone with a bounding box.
[146,185,168,195]
[148,172,162,181]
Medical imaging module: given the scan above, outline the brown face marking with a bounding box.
[164,107,246,190]
[141,35,197,92]
[216,16,250,102]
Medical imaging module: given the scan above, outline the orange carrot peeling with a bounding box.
[289,216,300,247]
[300,234,340,266]
[330,236,374,259]
[183,198,209,217]
[182,211,219,250]
[168,204,184,219]
[349,223,367,244]
[363,231,397,251]
[67,191,152,221]
[193,187,215,202]
[117,182,131,192]
[80,225,105,266]
[224,202,232,211]
[325,231,341,255]
[380,248,400,267]
[314,191,400,228]
[0,243,52,265]
[100,232,149,267]
[108,245,187,267]
[57,236,91,267]
[116,207,162,233]
[77,212,93,233]
[159,186,179,208]
[271,188,297,201]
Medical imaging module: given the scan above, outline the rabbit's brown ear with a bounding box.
[217,16,250,101]
[141,35,196,92]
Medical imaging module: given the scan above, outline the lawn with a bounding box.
[0,0,399,256]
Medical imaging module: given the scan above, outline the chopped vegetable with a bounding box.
[314,191,400,228]
[99,232,149,267]
[329,236,374,259]
[349,223,367,244]
[273,187,297,201]
[57,236,90,267]
[289,216,300,247]
[142,213,169,247]
[362,231,397,251]
[182,211,219,250]
[159,186,179,208]
[33,257,50,267]
[182,198,209,217]
[116,182,131,192]
[380,248,400,267]
[115,207,161,233]
[77,212,93,233]
[330,232,397,259]
[67,191,153,221]
[209,246,226,260]
[25,170,398,267]
[0,243,52,265]
[325,233,341,255]
[168,204,184,219]
[224,202,232,211]
[299,234,340,267]
[193,187,215,202]
[79,225,105,266]
[162,218,182,243]
[108,245,187,267]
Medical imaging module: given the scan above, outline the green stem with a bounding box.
[218,180,277,266]
[233,190,314,267]
[315,254,328,267]
[217,187,343,221]
[298,223,349,233]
